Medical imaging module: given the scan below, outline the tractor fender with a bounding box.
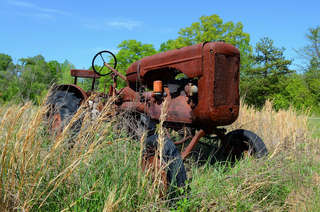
[52,84,88,101]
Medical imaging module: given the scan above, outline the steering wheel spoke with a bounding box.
[99,54,106,63]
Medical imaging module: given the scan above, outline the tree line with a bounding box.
[0,14,319,113]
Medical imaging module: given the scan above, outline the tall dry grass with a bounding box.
[0,98,319,211]
[183,100,320,211]
[231,100,313,156]
[0,96,123,210]
[0,95,172,211]
[136,97,176,202]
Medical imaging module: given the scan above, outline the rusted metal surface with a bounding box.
[71,69,101,78]
[126,43,203,89]
[148,87,193,124]
[119,87,140,102]
[191,42,240,129]
[126,44,203,79]
[51,113,62,134]
[148,95,193,124]
[181,129,205,159]
[104,63,127,81]
[141,155,168,196]
[53,84,88,100]
[174,135,193,145]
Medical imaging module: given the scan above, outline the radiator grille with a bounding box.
[214,54,239,106]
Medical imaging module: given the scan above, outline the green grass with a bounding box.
[178,147,320,211]
[38,138,152,211]
[309,117,320,138]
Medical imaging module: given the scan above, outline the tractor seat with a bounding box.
[70,69,101,79]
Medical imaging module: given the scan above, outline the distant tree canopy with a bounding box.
[0,54,14,71]
[0,54,18,102]
[0,54,73,104]
[302,26,320,112]
[0,15,319,113]
[240,27,319,113]
[241,37,294,108]
[160,14,252,70]
[250,37,293,78]
[17,55,58,102]
[116,40,157,73]
[302,26,320,71]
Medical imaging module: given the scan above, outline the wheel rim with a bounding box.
[142,154,168,195]
[51,113,62,134]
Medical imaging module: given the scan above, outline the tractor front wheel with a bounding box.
[142,134,187,194]
[220,129,268,160]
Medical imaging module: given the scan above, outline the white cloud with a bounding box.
[105,20,142,30]
[8,0,70,16]
[84,19,142,31]
[9,0,34,8]
[15,11,55,20]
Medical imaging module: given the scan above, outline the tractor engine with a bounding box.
[124,42,240,130]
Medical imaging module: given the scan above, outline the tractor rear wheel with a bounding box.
[142,134,187,194]
[46,90,82,134]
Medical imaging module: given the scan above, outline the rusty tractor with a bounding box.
[47,41,268,188]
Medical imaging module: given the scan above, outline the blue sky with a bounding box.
[0,0,319,69]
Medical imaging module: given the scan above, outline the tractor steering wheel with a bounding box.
[92,50,117,76]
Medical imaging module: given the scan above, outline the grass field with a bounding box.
[309,117,320,138]
[0,100,320,211]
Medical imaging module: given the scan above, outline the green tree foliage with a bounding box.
[0,54,65,103]
[57,60,75,84]
[241,37,293,108]
[305,69,320,110]
[0,54,14,71]
[301,26,320,70]
[0,54,19,102]
[302,26,320,112]
[251,37,292,77]
[272,74,315,111]
[98,40,157,90]
[159,14,252,70]
[115,40,157,73]
[18,55,60,102]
